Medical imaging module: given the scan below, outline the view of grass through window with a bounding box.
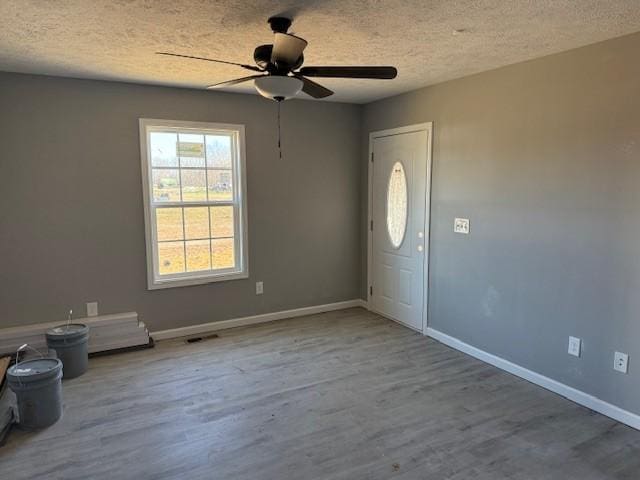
[149,131,237,276]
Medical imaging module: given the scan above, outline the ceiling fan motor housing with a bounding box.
[267,16,292,33]
[254,44,303,72]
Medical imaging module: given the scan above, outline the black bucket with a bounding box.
[46,324,89,379]
[7,358,63,430]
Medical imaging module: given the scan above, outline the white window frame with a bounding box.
[139,118,249,290]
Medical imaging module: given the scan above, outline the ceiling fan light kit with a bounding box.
[254,76,303,101]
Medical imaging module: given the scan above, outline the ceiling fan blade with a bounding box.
[296,76,333,99]
[271,33,308,66]
[298,66,397,79]
[206,74,266,89]
[156,52,262,72]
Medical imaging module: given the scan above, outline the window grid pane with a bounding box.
[152,169,181,202]
[186,239,211,272]
[206,134,232,168]
[184,207,209,240]
[178,133,206,168]
[212,238,235,269]
[180,169,207,202]
[158,241,186,275]
[156,208,184,241]
[150,132,178,167]
[207,169,233,202]
[210,206,234,238]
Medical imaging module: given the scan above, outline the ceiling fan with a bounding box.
[157,16,398,101]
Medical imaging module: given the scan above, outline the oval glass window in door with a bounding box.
[386,161,408,248]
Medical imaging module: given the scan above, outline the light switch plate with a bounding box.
[568,336,581,357]
[86,302,98,317]
[454,218,470,234]
[256,281,264,295]
[614,352,629,374]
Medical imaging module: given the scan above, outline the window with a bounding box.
[139,119,248,289]
[386,161,408,248]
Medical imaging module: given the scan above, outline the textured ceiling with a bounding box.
[1,1,640,103]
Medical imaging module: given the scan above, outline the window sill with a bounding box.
[148,270,249,290]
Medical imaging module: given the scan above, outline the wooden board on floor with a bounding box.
[0,313,149,356]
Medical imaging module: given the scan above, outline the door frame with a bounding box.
[366,122,433,334]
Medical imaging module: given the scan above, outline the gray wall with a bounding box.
[0,73,362,332]
[363,32,640,415]
[2,31,639,416]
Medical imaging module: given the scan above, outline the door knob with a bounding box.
[417,245,423,252]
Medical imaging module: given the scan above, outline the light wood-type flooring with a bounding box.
[1,308,639,479]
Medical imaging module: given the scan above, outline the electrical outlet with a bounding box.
[256,281,264,295]
[614,352,629,374]
[86,302,98,317]
[454,218,470,234]
[568,336,581,357]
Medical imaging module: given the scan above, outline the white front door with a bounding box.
[370,128,430,331]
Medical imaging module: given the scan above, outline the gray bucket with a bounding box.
[6,358,63,430]
[46,323,89,379]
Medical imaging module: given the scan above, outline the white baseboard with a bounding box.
[152,299,367,341]
[426,327,640,431]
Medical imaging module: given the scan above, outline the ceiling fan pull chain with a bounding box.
[277,99,283,159]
